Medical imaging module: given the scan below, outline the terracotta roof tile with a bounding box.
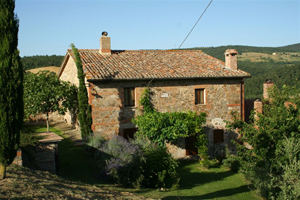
[67,49,250,80]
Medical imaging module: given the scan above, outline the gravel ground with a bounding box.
[0,164,151,199]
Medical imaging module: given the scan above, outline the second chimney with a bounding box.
[263,79,274,100]
[224,49,238,70]
[99,31,111,55]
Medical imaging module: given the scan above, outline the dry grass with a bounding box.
[27,66,60,74]
[237,52,300,62]
[0,164,150,199]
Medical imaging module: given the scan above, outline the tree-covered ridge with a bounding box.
[21,55,64,70]
[188,43,300,61]
[239,61,300,99]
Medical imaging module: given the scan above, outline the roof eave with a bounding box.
[87,75,251,82]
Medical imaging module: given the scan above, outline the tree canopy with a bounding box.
[21,55,64,70]
[24,71,77,132]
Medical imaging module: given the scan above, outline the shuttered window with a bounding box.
[195,89,205,104]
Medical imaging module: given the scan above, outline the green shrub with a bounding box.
[222,155,241,173]
[87,134,106,149]
[276,137,300,200]
[140,145,179,188]
[200,158,219,169]
[195,134,209,160]
[19,132,41,148]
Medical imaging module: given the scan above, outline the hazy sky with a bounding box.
[15,0,300,56]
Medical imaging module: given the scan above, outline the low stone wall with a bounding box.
[166,138,186,159]
[14,132,63,174]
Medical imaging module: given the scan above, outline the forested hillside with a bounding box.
[239,62,300,99]
[21,55,64,70]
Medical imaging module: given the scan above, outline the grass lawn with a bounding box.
[130,162,261,200]
[22,123,261,200]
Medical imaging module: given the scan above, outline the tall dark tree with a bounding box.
[0,0,24,179]
[71,44,92,140]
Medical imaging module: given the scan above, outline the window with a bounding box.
[124,87,135,107]
[195,89,205,104]
[213,129,224,144]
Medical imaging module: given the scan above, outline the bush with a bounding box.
[19,132,41,148]
[222,155,241,173]
[89,135,179,188]
[140,144,179,188]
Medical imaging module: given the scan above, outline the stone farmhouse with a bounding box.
[58,32,251,158]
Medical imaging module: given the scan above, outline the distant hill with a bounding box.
[27,66,60,74]
[21,55,64,70]
[187,43,300,61]
[279,43,300,52]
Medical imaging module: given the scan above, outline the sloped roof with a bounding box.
[63,49,250,81]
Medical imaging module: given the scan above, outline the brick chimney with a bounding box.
[263,79,274,100]
[254,98,263,121]
[99,31,111,55]
[224,49,238,70]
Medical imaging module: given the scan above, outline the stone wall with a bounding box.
[60,56,79,87]
[88,78,244,158]
[34,143,58,174]
[28,111,64,123]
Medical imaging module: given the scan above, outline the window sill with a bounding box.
[195,103,206,106]
[123,106,137,110]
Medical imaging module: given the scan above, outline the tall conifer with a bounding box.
[71,44,92,140]
[0,0,24,179]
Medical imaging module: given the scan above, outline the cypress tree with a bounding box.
[71,44,92,140]
[0,0,24,179]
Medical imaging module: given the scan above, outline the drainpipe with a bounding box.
[240,78,245,120]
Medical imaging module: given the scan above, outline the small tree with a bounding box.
[0,0,23,179]
[24,71,77,132]
[71,44,93,140]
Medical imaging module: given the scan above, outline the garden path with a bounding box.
[51,121,84,145]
